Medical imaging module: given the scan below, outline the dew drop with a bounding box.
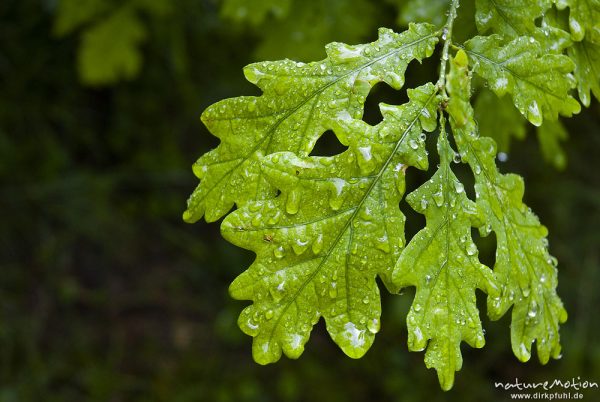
[433,191,444,207]
[367,318,380,334]
[312,234,324,254]
[376,235,391,253]
[527,101,543,126]
[285,190,301,215]
[454,181,465,194]
[528,300,538,318]
[329,284,338,298]
[475,334,485,348]
[292,239,310,255]
[274,246,285,259]
[251,214,262,227]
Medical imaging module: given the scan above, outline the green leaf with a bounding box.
[77,7,146,86]
[254,0,379,61]
[392,130,499,391]
[474,0,551,37]
[447,51,567,365]
[568,36,600,106]
[184,24,439,222]
[464,34,580,126]
[221,84,439,364]
[555,0,600,42]
[397,0,449,27]
[474,0,572,54]
[53,0,108,36]
[221,0,292,26]
[474,88,526,152]
[537,119,569,170]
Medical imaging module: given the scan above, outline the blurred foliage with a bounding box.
[0,0,599,401]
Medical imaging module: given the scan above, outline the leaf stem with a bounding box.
[437,0,460,96]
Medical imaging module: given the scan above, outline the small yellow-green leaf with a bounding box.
[77,7,146,86]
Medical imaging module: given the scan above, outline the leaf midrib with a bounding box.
[191,32,439,209]
[265,90,439,347]
[464,48,568,103]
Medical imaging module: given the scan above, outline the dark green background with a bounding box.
[1,0,599,401]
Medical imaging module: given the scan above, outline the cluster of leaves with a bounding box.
[186,0,599,391]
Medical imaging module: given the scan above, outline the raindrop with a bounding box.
[359,207,373,221]
[527,101,543,126]
[286,190,301,215]
[367,318,380,334]
[312,234,324,254]
[528,300,538,318]
[454,181,465,194]
[274,246,285,259]
[508,290,515,302]
[466,243,478,256]
[376,235,391,253]
[292,239,310,255]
